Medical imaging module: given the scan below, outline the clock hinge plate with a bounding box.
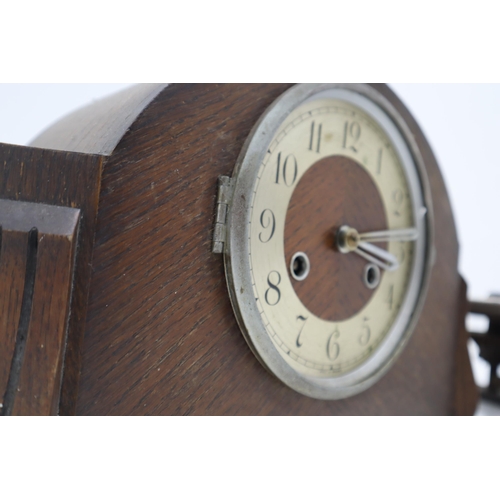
[212,175,234,254]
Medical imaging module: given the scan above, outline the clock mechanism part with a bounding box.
[0,83,491,415]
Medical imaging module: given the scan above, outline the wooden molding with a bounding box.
[0,199,80,415]
[0,144,103,414]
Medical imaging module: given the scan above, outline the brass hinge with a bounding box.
[212,176,234,254]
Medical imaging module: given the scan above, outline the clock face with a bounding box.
[224,84,432,399]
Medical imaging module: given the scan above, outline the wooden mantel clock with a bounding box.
[0,83,489,415]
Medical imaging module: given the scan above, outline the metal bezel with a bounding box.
[223,83,434,400]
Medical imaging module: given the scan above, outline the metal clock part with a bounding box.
[290,252,310,281]
[219,83,434,400]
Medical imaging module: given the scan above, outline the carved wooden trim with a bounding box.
[0,199,80,415]
[0,144,104,415]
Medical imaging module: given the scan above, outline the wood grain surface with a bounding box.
[67,83,470,415]
[0,144,103,414]
[284,155,387,321]
[0,229,28,408]
[0,200,80,415]
[454,277,479,415]
[3,84,476,415]
[31,84,166,156]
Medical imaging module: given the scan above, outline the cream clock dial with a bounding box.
[222,84,433,399]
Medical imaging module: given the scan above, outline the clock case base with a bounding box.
[0,83,478,415]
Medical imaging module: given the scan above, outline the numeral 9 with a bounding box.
[258,209,275,243]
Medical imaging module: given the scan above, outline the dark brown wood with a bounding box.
[453,277,479,415]
[285,155,387,321]
[75,84,468,415]
[31,84,166,156]
[0,144,103,414]
[0,199,80,415]
[0,230,28,406]
[1,83,476,415]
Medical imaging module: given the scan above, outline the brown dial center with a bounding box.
[284,155,388,322]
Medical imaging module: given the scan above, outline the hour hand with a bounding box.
[354,242,399,271]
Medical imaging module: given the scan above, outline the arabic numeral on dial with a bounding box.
[393,188,404,204]
[386,284,394,310]
[308,121,322,153]
[398,244,406,264]
[327,327,340,361]
[296,315,308,347]
[376,148,383,174]
[359,318,371,346]
[393,188,404,216]
[275,152,298,186]
[343,121,361,152]
[258,209,275,243]
[265,271,281,306]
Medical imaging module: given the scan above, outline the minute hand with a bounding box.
[358,227,418,243]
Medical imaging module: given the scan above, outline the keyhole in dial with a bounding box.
[364,264,381,289]
[291,252,310,281]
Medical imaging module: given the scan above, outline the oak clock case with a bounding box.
[0,83,476,415]
[220,84,433,399]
